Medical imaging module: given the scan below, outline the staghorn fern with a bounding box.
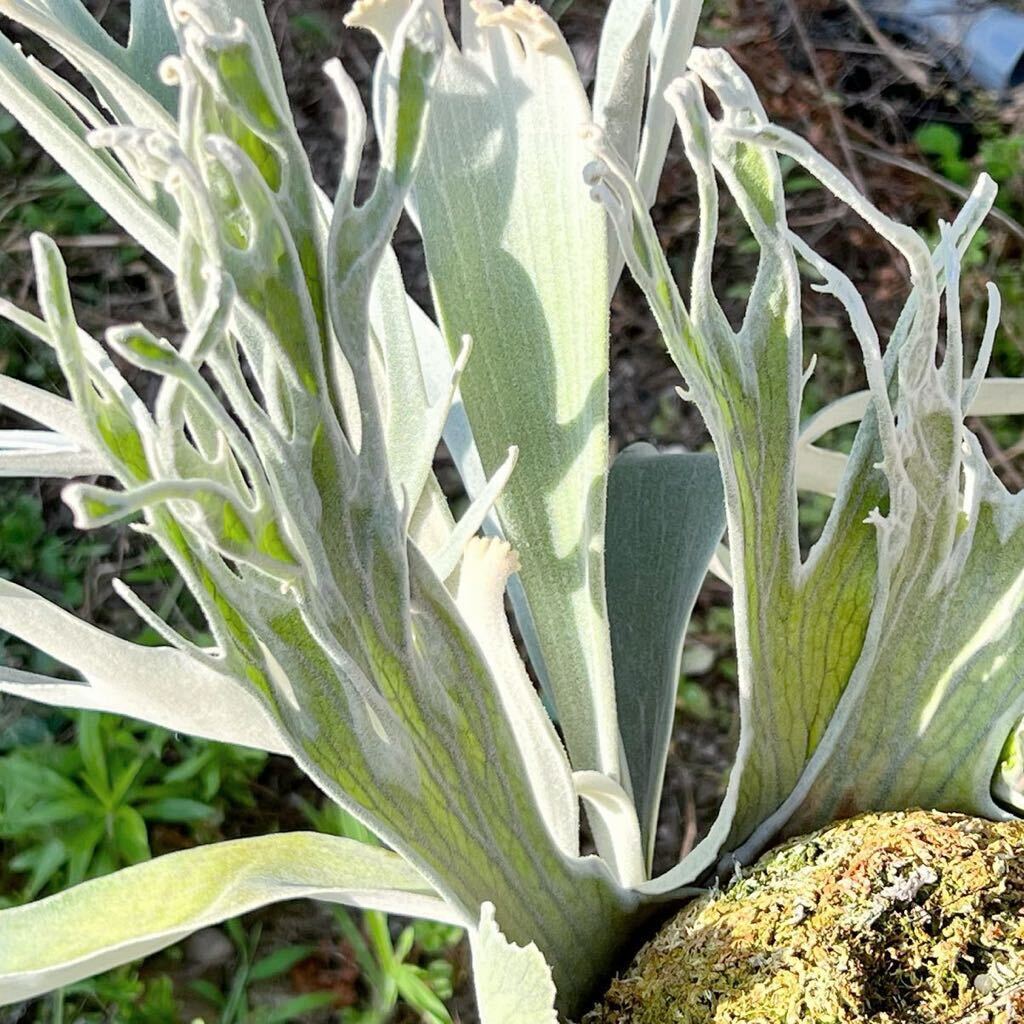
[0,0,1021,1020]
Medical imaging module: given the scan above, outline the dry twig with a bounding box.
[840,0,933,90]
[781,0,870,197]
[972,417,1024,492]
[850,141,1024,247]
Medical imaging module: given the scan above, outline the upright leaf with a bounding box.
[588,48,1024,895]
[349,0,618,777]
[605,444,725,866]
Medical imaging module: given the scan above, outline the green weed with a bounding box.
[0,710,266,904]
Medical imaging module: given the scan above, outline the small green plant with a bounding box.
[0,491,109,611]
[914,117,1024,475]
[915,119,1024,216]
[187,918,336,1024]
[0,708,266,904]
[0,0,1022,1021]
[331,908,455,1024]
[299,799,462,1024]
[914,122,973,186]
[43,967,182,1024]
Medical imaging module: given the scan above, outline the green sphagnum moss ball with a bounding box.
[587,810,1024,1024]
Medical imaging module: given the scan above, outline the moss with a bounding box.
[587,810,1024,1024]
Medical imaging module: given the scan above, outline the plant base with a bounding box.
[586,810,1024,1023]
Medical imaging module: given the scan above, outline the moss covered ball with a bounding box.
[588,810,1024,1023]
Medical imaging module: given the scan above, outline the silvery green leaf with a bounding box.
[596,0,701,289]
[325,9,444,504]
[434,377,556,701]
[771,450,1024,841]
[350,0,619,779]
[414,302,554,696]
[573,771,644,888]
[30,234,154,484]
[589,48,1024,893]
[0,374,95,446]
[0,372,111,479]
[0,577,286,753]
[0,32,175,264]
[635,0,702,205]
[594,0,651,293]
[470,903,557,1024]
[397,299,552,675]
[124,0,180,105]
[171,0,294,114]
[366,245,447,510]
[588,50,809,884]
[391,287,535,612]
[605,443,725,867]
[0,362,114,474]
[407,473,457,561]
[0,0,179,111]
[455,537,578,858]
[593,0,653,189]
[0,429,109,477]
[0,0,176,133]
[431,446,518,582]
[796,377,1024,496]
[0,831,456,1005]
[717,127,1024,852]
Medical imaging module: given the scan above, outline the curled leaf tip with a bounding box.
[173,1,218,36]
[465,534,521,581]
[344,0,408,50]
[472,0,567,58]
[664,70,700,106]
[159,56,184,85]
